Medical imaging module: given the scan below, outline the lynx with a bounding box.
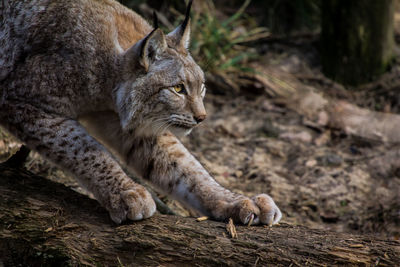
[0,0,281,225]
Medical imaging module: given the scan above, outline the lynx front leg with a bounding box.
[0,103,155,224]
[128,132,282,225]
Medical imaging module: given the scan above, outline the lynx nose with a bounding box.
[194,114,206,124]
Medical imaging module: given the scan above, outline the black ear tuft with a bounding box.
[153,10,159,29]
[166,0,193,51]
[181,0,193,34]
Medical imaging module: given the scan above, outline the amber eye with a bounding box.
[173,84,186,94]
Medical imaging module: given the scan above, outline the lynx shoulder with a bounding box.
[0,0,281,225]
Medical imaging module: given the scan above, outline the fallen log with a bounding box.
[0,164,399,266]
[251,65,400,144]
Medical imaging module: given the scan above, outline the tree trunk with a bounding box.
[1,164,399,266]
[321,0,394,86]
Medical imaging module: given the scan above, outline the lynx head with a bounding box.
[115,1,206,137]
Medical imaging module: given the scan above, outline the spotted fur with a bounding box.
[0,0,281,225]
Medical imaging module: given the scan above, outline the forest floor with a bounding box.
[1,35,400,242]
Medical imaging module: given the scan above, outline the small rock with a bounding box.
[318,153,342,167]
[305,159,317,167]
[260,119,280,138]
[317,111,329,126]
[280,131,312,143]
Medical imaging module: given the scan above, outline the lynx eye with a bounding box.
[173,84,186,94]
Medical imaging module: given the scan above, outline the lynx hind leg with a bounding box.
[1,103,156,224]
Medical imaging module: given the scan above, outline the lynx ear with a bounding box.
[167,0,193,51]
[125,28,167,72]
[140,28,167,71]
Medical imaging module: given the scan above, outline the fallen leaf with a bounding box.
[196,216,208,222]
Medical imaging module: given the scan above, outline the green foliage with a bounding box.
[190,0,268,71]
[187,0,269,90]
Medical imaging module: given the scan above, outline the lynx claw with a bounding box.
[244,213,260,226]
[252,194,282,225]
[231,194,281,226]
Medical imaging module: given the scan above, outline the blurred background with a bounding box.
[1,0,400,240]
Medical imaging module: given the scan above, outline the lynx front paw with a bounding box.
[108,184,156,224]
[228,194,282,226]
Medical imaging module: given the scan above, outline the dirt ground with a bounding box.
[1,35,399,241]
